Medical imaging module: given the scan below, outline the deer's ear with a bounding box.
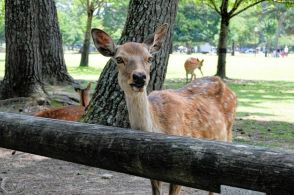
[143,23,169,54]
[92,29,116,57]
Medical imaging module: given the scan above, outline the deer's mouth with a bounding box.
[130,83,145,92]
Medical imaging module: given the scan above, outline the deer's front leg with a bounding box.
[151,179,162,195]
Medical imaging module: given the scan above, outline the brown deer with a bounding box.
[184,57,204,83]
[34,82,92,121]
[92,24,237,195]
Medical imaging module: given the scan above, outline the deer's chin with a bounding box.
[130,84,145,92]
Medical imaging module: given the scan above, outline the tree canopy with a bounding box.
[54,0,293,52]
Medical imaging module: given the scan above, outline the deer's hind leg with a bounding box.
[169,184,182,195]
[186,72,189,83]
[151,180,162,195]
[199,67,204,76]
[191,72,196,81]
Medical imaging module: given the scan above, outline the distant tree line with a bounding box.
[54,0,293,54]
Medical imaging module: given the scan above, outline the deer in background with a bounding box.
[34,82,92,121]
[92,24,237,195]
[184,57,204,83]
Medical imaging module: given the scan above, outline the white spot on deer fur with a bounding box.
[216,120,223,124]
[224,103,228,109]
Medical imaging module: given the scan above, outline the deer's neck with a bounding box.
[125,90,156,132]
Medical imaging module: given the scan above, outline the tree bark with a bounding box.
[38,0,74,84]
[216,17,229,79]
[231,41,235,56]
[79,5,94,67]
[82,0,179,128]
[1,0,43,99]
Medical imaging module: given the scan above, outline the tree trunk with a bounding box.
[231,41,235,56]
[216,17,229,79]
[273,12,286,56]
[0,0,43,99]
[79,7,94,67]
[38,0,74,84]
[83,0,179,128]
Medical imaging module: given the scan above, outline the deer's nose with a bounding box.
[132,72,146,84]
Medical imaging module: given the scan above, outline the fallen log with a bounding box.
[0,112,293,194]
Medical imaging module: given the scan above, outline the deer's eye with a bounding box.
[147,57,153,63]
[115,57,124,64]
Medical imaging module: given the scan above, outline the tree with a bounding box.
[1,0,74,99]
[38,0,74,84]
[1,0,43,99]
[82,0,179,128]
[202,0,268,78]
[79,0,105,67]
[201,0,292,78]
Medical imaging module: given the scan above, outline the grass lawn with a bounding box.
[0,52,293,150]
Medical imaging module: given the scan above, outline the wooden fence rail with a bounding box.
[0,112,293,194]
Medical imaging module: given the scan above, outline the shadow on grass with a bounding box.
[237,111,276,118]
[229,80,294,108]
[233,118,294,150]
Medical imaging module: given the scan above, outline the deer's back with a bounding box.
[148,76,236,141]
[184,57,200,73]
[35,105,85,121]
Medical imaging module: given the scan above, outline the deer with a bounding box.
[34,82,92,121]
[91,24,237,195]
[184,57,204,83]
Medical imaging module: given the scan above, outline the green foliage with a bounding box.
[0,0,5,42]
[56,0,85,46]
[255,3,294,48]
[56,0,128,45]
[229,13,257,46]
[99,1,129,42]
[56,0,104,47]
[173,1,219,46]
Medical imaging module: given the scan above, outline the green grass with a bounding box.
[64,52,108,80]
[0,52,294,150]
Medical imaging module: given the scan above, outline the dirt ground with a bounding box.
[0,148,207,195]
[0,90,209,195]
